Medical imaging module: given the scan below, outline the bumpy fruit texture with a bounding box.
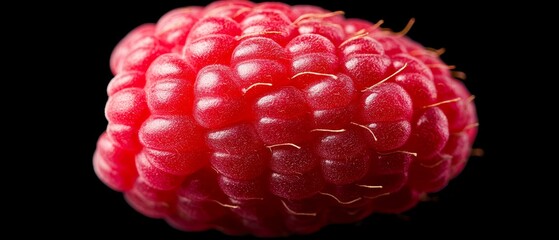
[94,0,478,237]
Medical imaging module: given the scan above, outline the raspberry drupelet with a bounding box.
[94,0,478,237]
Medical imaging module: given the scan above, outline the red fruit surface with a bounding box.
[94,0,478,237]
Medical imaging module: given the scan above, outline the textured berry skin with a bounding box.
[94,0,478,237]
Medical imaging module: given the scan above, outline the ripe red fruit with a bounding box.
[94,0,478,237]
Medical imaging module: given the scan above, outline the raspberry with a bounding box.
[94,0,479,237]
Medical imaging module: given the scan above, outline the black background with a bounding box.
[27,0,541,238]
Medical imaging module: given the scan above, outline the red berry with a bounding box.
[95,0,479,236]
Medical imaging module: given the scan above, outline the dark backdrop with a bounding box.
[36,0,527,238]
